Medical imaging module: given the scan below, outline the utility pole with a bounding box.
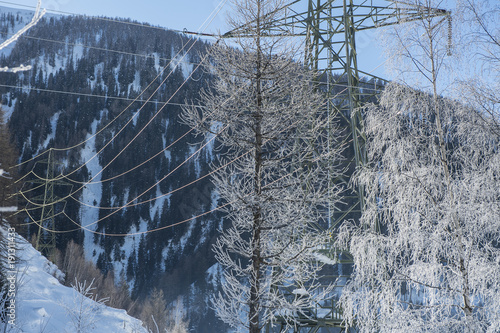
[28,149,70,259]
[225,0,450,227]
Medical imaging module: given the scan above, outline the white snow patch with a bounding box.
[162,120,172,161]
[1,96,17,121]
[169,48,193,79]
[72,42,85,64]
[95,30,103,43]
[189,145,201,178]
[0,6,37,57]
[178,220,196,253]
[90,62,105,90]
[292,288,309,296]
[149,185,170,222]
[152,52,161,73]
[131,109,140,126]
[0,227,147,333]
[128,70,141,95]
[206,263,224,288]
[115,219,148,284]
[40,111,60,149]
[80,117,104,262]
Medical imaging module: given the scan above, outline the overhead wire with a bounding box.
[29,143,336,236]
[0,0,218,36]
[20,83,350,235]
[20,54,344,235]
[0,83,203,107]
[17,34,202,66]
[23,76,249,212]
[72,3,450,236]
[13,0,229,215]
[18,121,227,230]
[12,37,197,170]
[72,149,248,210]
[16,0,436,237]
[13,0,227,185]
[10,0,227,170]
[31,38,217,205]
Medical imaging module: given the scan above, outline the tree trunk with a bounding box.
[249,2,263,332]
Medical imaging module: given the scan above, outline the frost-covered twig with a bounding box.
[0,0,46,73]
[60,278,108,333]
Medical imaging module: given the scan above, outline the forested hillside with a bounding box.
[0,7,226,331]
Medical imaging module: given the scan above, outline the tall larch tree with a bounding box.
[181,0,344,331]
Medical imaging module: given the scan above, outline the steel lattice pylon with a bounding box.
[225,0,450,230]
[223,1,450,330]
[28,149,71,260]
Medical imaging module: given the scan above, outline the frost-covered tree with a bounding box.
[338,0,500,332]
[455,0,499,138]
[0,0,45,73]
[181,0,342,331]
[62,279,108,333]
[339,83,500,332]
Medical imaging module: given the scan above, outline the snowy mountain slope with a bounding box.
[1,227,147,333]
[0,6,226,331]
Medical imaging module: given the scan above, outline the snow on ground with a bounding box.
[40,111,60,149]
[0,6,39,58]
[79,117,104,262]
[1,228,147,333]
[1,97,17,122]
[169,48,194,79]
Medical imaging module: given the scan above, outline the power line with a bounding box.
[10,0,379,240]
[0,83,204,108]
[12,36,202,171]
[11,0,228,170]
[13,2,228,212]
[0,0,213,36]
[19,85,348,235]
[15,38,212,203]
[28,146,332,237]
[16,34,202,66]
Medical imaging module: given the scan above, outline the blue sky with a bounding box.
[7,0,230,32]
[4,0,499,84]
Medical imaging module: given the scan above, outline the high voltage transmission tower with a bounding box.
[224,0,450,331]
[28,149,71,260]
[225,0,450,228]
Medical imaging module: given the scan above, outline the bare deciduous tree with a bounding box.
[455,0,500,138]
[62,279,108,333]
